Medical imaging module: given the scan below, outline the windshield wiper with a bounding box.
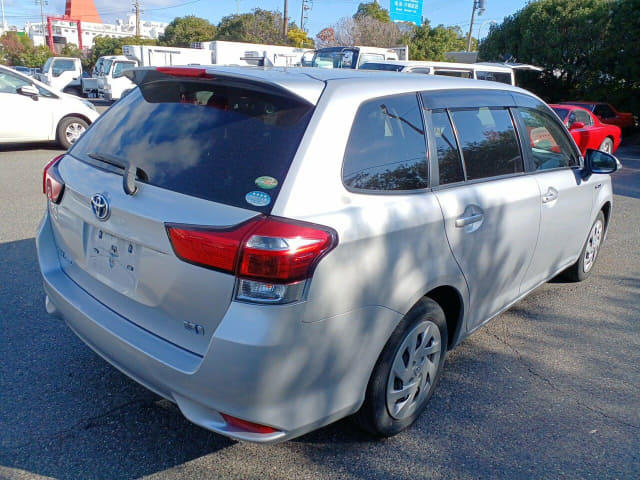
[87,152,147,196]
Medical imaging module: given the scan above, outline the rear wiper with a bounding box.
[87,152,148,196]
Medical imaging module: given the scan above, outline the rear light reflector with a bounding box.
[220,413,280,434]
[43,154,65,204]
[166,216,338,304]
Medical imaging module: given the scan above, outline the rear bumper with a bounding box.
[37,210,402,443]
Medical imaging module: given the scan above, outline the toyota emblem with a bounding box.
[91,193,110,221]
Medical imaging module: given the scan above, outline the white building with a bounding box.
[26,14,167,50]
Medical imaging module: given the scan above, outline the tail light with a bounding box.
[43,154,65,204]
[220,413,280,435]
[167,216,338,304]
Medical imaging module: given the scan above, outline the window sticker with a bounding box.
[245,191,271,207]
[254,176,278,190]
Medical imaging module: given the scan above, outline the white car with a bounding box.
[0,64,99,149]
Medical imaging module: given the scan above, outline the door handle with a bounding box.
[542,187,558,204]
[455,213,484,228]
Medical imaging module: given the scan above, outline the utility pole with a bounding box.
[466,0,486,52]
[132,0,141,37]
[283,0,288,40]
[300,0,311,32]
[35,0,47,46]
[1,0,6,30]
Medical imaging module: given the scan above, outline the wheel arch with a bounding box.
[425,285,464,350]
[58,113,93,128]
[601,200,612,232]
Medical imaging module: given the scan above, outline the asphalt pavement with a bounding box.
[0,142,638,479]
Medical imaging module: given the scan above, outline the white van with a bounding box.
[359,60,542,86]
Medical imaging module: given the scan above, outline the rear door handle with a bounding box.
[455,213,484,228]
[542,187,558,204]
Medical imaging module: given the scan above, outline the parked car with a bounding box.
[560,101,636,130]
[35,56,84,95]
[359,60,542,86]
[0,64,99,149]
[10,65,34,76]
[550,104,621,155]
[37,67,618,444]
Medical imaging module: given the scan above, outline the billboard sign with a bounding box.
[389,0,423,26]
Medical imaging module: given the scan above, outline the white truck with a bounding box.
[36,57,83,94]
[191,40,311,67]
[310,46,408,69]
[95,56,139,101]
[122,45,213,68]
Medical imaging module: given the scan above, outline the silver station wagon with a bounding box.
[37,66,619,443]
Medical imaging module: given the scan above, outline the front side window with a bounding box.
[516,108,579,170]
[343,94,428,191]
[573,109,593,126]
[450,107,523,180]
[0,70,31,94]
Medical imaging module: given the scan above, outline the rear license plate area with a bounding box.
[87,226,140,294]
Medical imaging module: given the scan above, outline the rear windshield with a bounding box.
[69,79,314,213]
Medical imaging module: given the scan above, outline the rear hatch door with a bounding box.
[49,69,316,356]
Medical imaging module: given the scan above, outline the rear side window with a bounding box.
[450,107,523,180]
[476,70,513,85]
[342,94,428,191]
[70,79,313,212]
[516,108,579,170]
[426,109,464,185]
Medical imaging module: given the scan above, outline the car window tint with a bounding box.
[516,108,579,170]
[574,109,592,126]
[70,80,313,213]
[449,107,523,180]
[426,109,464,185]
[0,70,31,93]
[434,69,472,79]
[476,71,512,85]
[410,68,431,74]
[343,94,428,191]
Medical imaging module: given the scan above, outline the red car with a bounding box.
[550,104,621,155]
[559,101,636,130]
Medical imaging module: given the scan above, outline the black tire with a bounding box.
[598,137,613,154]
[563,211,605,282]
[56,116,89,150]
[355,297,448,437]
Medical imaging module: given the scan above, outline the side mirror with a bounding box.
[584,148,619,176]
[569,121,585,130]
[18,85,39,99]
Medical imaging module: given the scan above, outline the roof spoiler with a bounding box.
[124,66,315,105]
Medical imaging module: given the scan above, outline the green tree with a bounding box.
[287,27,314,48]
[406,21,469,61]
[354,2,391,23]
[479,0,609,102]
[89,35,156,70]
[160,15,216,47]
[216,9,293,45]
[0,32,53,67]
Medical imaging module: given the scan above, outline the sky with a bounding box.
[2,0,529,40]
